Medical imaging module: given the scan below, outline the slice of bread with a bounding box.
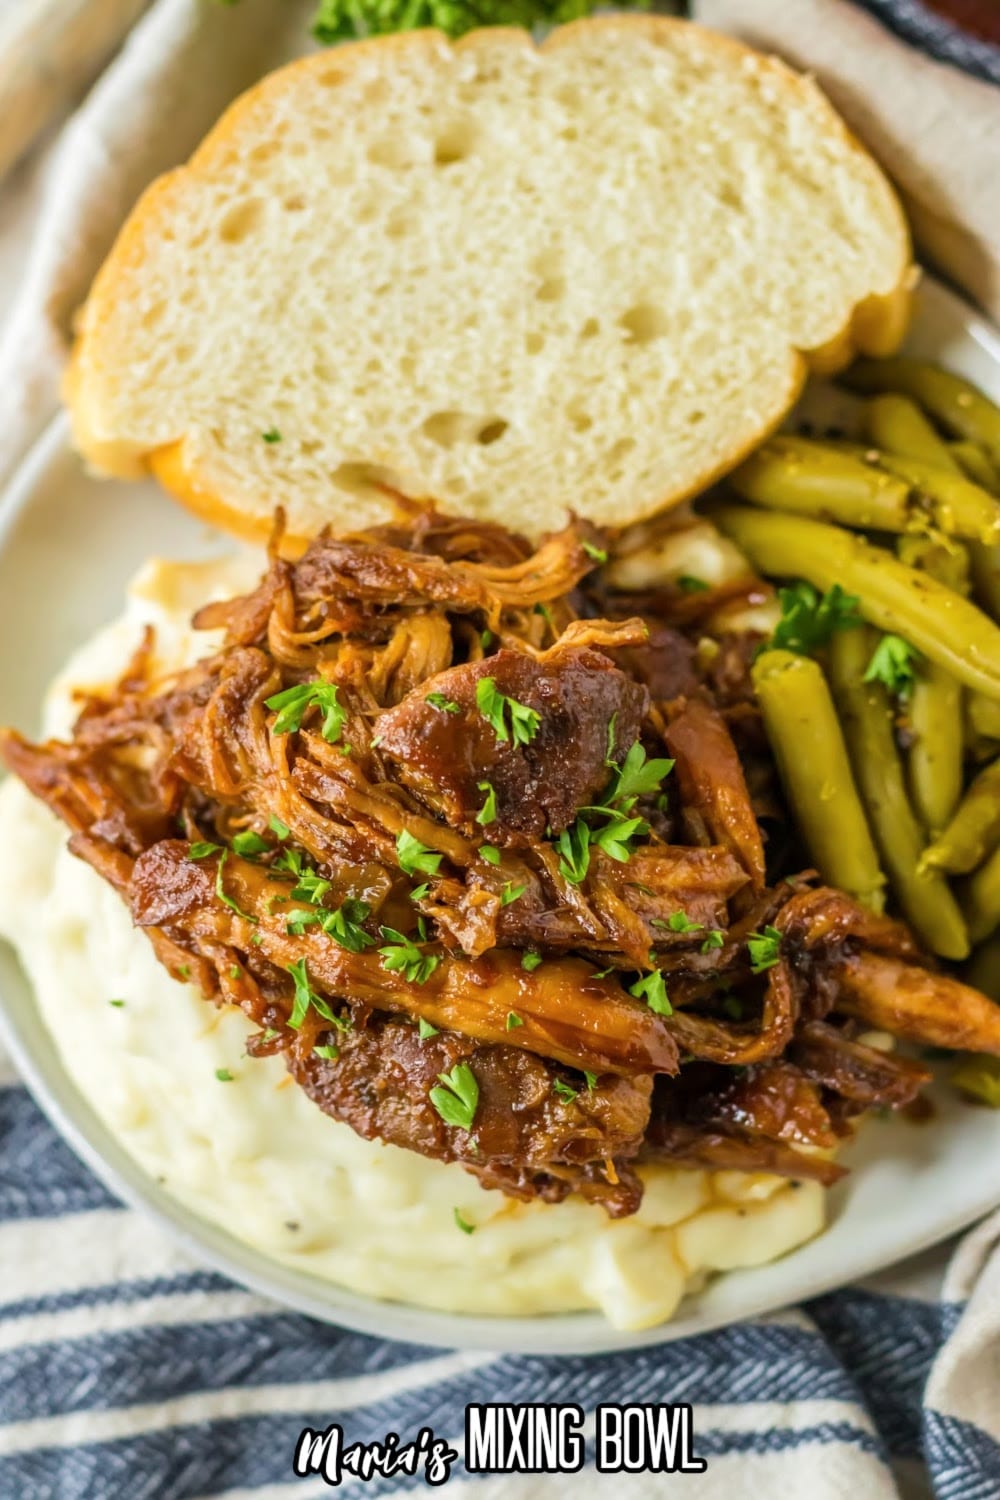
[67,17,913,545]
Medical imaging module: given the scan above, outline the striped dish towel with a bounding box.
[3,1030,999,1499]
[0,3,999,1498]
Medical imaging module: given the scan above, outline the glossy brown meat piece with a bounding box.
[789,1021,931,1110]
[642,1122,845,1186]
[663,697,767,888]
[290,1015,650,1216]
[377,646,648,840]
[833,952,1000,1056]
[129,841,680,1078]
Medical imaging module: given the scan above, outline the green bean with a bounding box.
[712,504,1000,700]
[968,691,1000,742]
[897,538,965,837]
[846,358,1000,465]
[951,441,1000,493]
[897,534,970,595]
[729,436,911,529]
[828,626,969,959]
[964,845,1000,946]
[863,451,1000,544]
[969,542,1000,621]
[757,436,1000,543]
[963,934,1000,998]
[751,649,886,910]
[920,758,1000,876]
[864,393,963,472]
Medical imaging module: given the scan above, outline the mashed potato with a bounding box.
[0,555,824,1330]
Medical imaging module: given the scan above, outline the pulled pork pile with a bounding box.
[5,509,1000,1219]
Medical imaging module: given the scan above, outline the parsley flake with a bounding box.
[430,1063,479,1130]
[418,1018,439,1040]
[553,1078,579,1103]
[396,829,442,879]
[700,929,726,953]
[677,574,710,593]
[286,958,346,1031]
[269,815,291,839]
[265,679,346,743]
[583,1070,597,1092]
[453,1207,475,1235]
[215,1068,235,1082]
[475,677,541,747]
[233,829,270,857]
[108,999,125,1008]
[770,581,862,656]
[629,969,672,1016]
[655,911,703,934]
[505,1011,524,1030]
[378,926,440,985]
[313,1044,339,1061]
[425,692,461,714]
[582,540,608,564]
[480,844,501,866]
[500,881,526,907]
[215,850,258,923]
[188,841,220,860]
[520,951,542,972]
[261,428,282,443]
[864,634,922,698]
[476,781,497,826]
[747,926,783,974]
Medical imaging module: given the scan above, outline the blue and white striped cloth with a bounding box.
[2,1030,999,1499]
[1,2,999,1497]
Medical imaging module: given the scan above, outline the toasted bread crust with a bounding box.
[66,16,914,540]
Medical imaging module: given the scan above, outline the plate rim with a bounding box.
[2,274,1000,1356]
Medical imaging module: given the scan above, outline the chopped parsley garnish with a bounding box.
[770,581,862,656]
[629,969,672,1016]
[591,966,615,980]
[475,676,541,746]
[654,911,703,934]
[453,1207,475,1235]
[677,574,710,593]
[396,829,442,879]
[582,540,608,564]
[505,1011,524,1030]
[583,1070,597,1092]
[556,741,673,884]
[269,815,291,839]
[500,881,526,907]
[108,999,125,1008]
[322,900,375,952]
[476,781,497,826]
[480,844,501,866]
[747,926,783,974]
[265,679,346,743]
[480,629,494,650]
[378,926,440,985]
[215,850,258,923]
[229,965,242,980]
[289,867,332,905]
[188,840,220,860]
[553,1078,579,1103]
[864,634,922,698]
[425,692,461,714]
[286,958,348,1031]
[951,1057,1000,1108]
[700,929,726,953]
[313,1044,339,1061]
[418,1017,439,1040]
[520,951,542,972]
[261,428,282,443]
[176,965,191,979]
[429,1063,479,1130]
[274,846,306,878]
[410,882,431,902]
[215,1068,235,1082]
[232,829,271,858]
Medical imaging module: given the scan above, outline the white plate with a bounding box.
[2,277,1000,1355]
